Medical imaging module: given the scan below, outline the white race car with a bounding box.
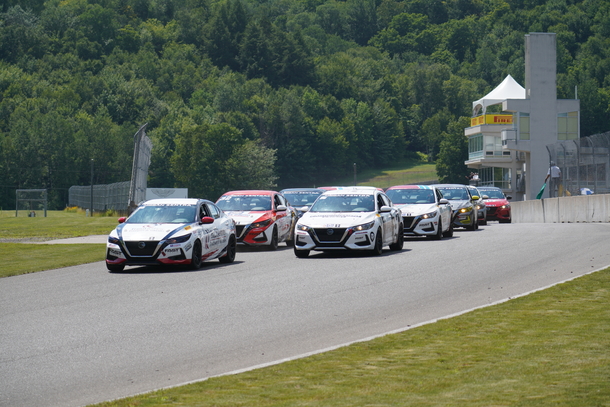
[105,198,237,272]
[293,187,404,257]
[386,185,453,239]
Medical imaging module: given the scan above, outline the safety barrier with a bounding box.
[512,194,610,223]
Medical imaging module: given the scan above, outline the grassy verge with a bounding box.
[0,243,106,278]
[0,210,115,277]
[92,268,610,407]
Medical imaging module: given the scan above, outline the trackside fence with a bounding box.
[68,181,130,212]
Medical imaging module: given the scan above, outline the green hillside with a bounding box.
[1,0,608,208]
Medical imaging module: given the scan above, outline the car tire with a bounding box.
[442,221,454,238]
[501,217,512,224]
[219,235,236,263]
[371,229,383,256]
[294,247,310,258]
[268,227,279,250]
[467,215,476,231]
[190,240,203,269]
[429,220,443,240]
[389,224,404,251]
[106,263,124,272]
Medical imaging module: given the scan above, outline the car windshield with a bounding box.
[128,205,196,224]
[283,191,323,207]
[216,195,272,211]
[437,187,470,200]
[386,189,435,204]
[310,194,375,212]
[480,189,505,199]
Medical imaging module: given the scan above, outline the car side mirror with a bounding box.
[482,195,489,199]
[439,198,449,204]
[300,206,310,213]
[471,195,480,200]
[200,216,214,224]
[379,205,392,213]
[276,205,287,211]
[506,195,512,200]
[118,217,127,224]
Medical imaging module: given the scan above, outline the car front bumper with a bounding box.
[294,227,378,251]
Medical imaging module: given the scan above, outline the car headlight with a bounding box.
[501,204,510,209]
[476,204,484,210]
[459,206,473,213]
[108,236,120,244]
[166,233,191,244]
[421,211,437,219]
[296,224,310,232]
[251,219,272,228]
[353,221,375,231]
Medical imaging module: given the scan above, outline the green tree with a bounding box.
[435,117,470,183]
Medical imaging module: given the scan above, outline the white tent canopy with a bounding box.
[472,75,526,116]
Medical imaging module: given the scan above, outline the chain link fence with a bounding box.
[69,181,130,212]
[546,131,610,197]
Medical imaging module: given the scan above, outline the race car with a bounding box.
[386,185,453,239]
[216,190,296,249]
[279,187,325,218]
[293,187,404,257]
[478,186,512,223]
[105,198,237,272]
[433,184,479,230]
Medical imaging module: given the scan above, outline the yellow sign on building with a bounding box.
[470,114,513,126]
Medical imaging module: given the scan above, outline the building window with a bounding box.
[468,133,483,159]
[479,167,511,190]
[557,112,578,140]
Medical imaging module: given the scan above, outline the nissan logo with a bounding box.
[138,242,146,249]
[326,229,334,235]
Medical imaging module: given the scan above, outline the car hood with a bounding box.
[446,199,471,211]
[299,211,377,228]
[224,211,269,225]
[113,223,191,241]
[395,203,438,216]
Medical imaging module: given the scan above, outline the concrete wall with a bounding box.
[512,194,610,223]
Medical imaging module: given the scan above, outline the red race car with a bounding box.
[477,187,512,223]
[216,190,296,249]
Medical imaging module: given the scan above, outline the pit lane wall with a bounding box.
[512,194,610,223]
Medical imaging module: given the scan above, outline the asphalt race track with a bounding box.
[1,222,610,407]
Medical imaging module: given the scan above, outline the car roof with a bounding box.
[386,185,434,190]
[221,190,276,196]
[141,198,206,206]
[280,188,324,192]
[321,186,380,195]
[433,184,468,189]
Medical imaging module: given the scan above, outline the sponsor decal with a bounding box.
[185,225,192,231]
[184,243,192,252]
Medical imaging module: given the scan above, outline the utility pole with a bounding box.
[90,159,94,217]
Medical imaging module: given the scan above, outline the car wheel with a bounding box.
[466,215,476,231]
[501,217,512,224]
[389,224,404,251]
[371,229,383,256]
[219,235,236,263]
[190,240,203,269]
[442,221,454,238]
[106,263,124,272]
[429,220,443,240]
[294,247,310,258]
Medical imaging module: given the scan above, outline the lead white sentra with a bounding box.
[293,187,404,258]
[106,198,237,272]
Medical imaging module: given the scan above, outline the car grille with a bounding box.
[487,207,498,216]
[312,228,346,242]
[402,216,416,229]
[125,241,158,256]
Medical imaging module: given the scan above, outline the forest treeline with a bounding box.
[1,0,609,209]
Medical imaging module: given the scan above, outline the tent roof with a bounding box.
[472,75,526,116]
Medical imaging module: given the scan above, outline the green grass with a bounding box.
[0,210,116,277]
[92,268,610,407]
[320,156,438,189]
[0,243,106,278]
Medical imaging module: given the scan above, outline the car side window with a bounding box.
[274,194,283,209]
[199,204,210,219]
[376,194,385,210]
[208,204,220,219]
